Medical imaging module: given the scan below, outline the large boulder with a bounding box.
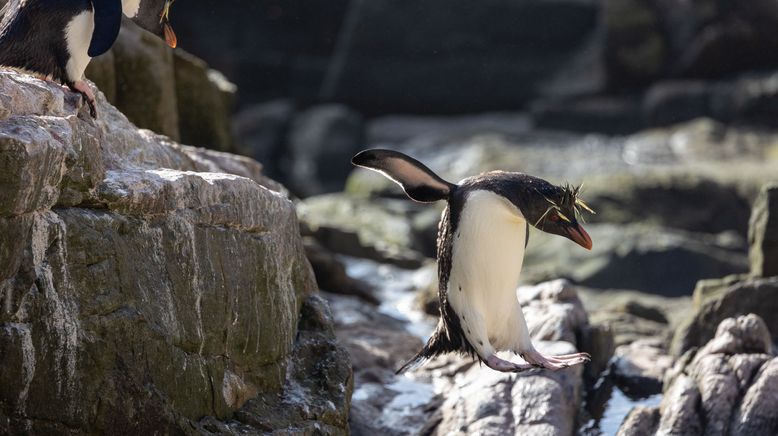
[619,314,778,436]
[749,183,778,278]
[671,276,778,357]
[0,70,351,433]
[111,19,180,141]
[174,50,237,153]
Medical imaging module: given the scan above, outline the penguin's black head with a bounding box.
[522,180,594,250]
[127,0,178,48]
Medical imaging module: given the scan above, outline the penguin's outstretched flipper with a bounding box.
[88,0,123,57]
[352,149,456,203]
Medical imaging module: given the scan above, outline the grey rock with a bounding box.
[616,406,660,436]
[174,49,237,152]
[0,70,350,434]
[621,314,778,436]
[672,276,778,356]
[749,183,778,278]
[112,19,180,141]
[288,104,364,196]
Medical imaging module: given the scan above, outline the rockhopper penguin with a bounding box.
[352,149,594,373]
[0,0,177,118]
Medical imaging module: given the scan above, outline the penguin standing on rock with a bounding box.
[0,0,177,118]
[352,149,594,373]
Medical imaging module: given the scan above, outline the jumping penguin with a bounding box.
[352,149,594,373]
[0,0,177,118]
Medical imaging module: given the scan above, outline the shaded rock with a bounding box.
[174,49,237,152]
[85,51,117,103]
[288,104,364,196]
[523,223,748,296]
[622,314,778,436]
[322,0,602,113]
[233,100,295,181]
[304,238,379,304]
[0,70,349,433]
[604,0,778,86]
[221,295,353,435]
[749,183,778,278]
[112,19,179,141]
[642,81,713,127]
[531,95,643,135]
[603,0,666,85]
[611,338,673,397]
[297,194,427,268]
[672,276,778,356]
[616,406,660,436]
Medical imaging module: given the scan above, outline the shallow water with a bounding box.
[598,388,661,435]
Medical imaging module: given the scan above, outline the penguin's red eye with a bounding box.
[549,214,559,222]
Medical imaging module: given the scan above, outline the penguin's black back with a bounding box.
[0,0,91,83]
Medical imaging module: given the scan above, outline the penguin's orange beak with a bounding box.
[160,0,177,48]
[566,223,593,250]
[163,23,177,48]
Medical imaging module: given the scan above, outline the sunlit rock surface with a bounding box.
[619,314,778,436]
[0,70,351,434]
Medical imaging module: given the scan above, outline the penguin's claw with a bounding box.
[519,350,590,371]
[70,80,97,118]
[485,355,534,373]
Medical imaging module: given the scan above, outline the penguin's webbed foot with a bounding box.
[485,355,535,373]
[70,81,97,118]
[519,350,590,371]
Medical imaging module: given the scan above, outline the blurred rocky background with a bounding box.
[1,0,778,434]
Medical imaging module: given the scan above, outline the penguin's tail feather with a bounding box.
[352,149,456,203]
[396,318,471,374]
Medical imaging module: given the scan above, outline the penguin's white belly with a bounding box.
[64,11,95,81]
[448,190,531,353]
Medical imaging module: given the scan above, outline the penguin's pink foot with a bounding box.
[485,355,535,373]
[520,350,590,371]
[70,80,97,118]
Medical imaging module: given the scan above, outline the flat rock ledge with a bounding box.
[0,70,351,434]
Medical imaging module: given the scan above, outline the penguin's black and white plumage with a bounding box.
[0,0,177,118]
[352,149,594,373]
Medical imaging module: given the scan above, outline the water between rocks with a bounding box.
[341,257,661,436]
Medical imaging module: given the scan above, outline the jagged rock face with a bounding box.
[672,276,778,356]
[749,184,778,278]
[619,314,778,436]
[0,71,351,433]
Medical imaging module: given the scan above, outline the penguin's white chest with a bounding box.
[64,10,95,81]
[448,190,529,351]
